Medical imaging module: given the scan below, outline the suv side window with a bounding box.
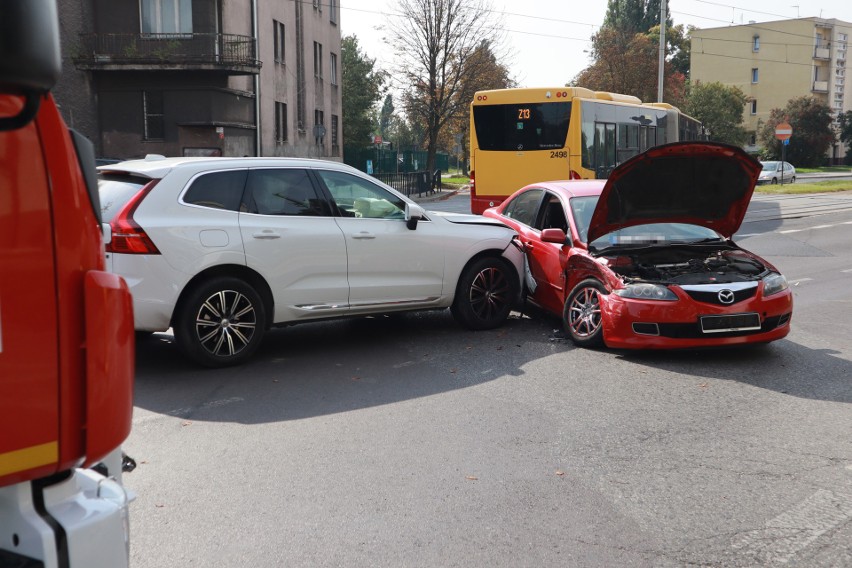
[183,170,248,211]
[316,170,405,219]
[245,168,329,216]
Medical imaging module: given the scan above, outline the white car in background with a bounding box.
[757,161,796,185]
[99,156,523,367]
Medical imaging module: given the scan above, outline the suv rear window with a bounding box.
[98,174,148,222]
[183,170,247,211]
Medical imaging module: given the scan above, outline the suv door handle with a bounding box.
[352,231,375,240]
[252,231,281,239]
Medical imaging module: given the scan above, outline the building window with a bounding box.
[313,41,323,79]
[275,101,287,143]
[750,100,757,115]
[274,20,285,63]
[141,0,192,34]
[314,109,325,145]
[751,68,758,83]
[329,0,338,24]
[749,133,756,145]
[143,91,165,140]
[330,52,338,85]
[753,35,760,52]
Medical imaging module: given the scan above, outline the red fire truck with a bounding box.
[0,1,136,566]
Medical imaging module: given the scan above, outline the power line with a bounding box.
[688,0,797,21]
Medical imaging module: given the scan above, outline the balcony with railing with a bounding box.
[814,45,831,60]
[73,33,261,74]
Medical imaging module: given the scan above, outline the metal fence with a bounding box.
[373,170,442,197]
[343,146,450,175]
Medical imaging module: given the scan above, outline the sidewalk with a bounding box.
[409,184,469,204]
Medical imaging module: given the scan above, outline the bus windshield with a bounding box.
[472,102,571,151]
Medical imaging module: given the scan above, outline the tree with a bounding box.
[441,39,514,172]
[839,110,852,164]
[571,27,685,107]
[685,81,748,146]
[579,1,685,105]
[648,23,692,79]
[757,96,834,166]
[341,35,386,149]
[378,94,394,140]
[603,0,671,34]
[388,0,504,173]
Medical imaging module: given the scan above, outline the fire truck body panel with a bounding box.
[1,1,136,565]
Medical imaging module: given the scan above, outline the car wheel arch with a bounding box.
[450,251,521,330]
[171,264,274,330]
[563,277,609,348]
[455,249,521,300]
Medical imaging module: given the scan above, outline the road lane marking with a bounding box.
[779,220,852,234]
[788,278,813,285]
[842,269,852,274]
[731,489,852,564]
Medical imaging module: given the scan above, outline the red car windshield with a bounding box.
[571,195,724,249]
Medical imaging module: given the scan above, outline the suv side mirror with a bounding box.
[405,202,425,230]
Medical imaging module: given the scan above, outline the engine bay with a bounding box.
[605,245,768,286]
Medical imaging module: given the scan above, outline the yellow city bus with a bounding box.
[469,87,705,213]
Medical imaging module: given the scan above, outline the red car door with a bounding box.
[525,193,570,315]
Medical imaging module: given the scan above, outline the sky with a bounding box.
[339,0,852,89]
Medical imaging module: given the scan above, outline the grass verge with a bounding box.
[755,180,852,194]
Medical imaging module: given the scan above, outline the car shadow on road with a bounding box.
[131,309,559,424]
[614,338,851,404]
[132,307,849,427]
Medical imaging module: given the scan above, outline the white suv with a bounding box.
[99,156,524,367]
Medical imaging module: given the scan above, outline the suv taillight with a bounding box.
[107,180,161,254]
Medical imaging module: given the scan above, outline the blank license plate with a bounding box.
[700,313,761,333]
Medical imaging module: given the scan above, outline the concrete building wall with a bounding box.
[54,0,342,160]
[691,17,851,162]
[256,0,342,159]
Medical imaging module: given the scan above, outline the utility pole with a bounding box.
[657,0,667,102]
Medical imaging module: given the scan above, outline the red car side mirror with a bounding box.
[540,228,568,244]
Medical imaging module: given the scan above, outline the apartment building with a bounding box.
[55,0,342,160]
[691,18,850,163]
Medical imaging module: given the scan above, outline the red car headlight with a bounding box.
[762,273,789,297]
[613,283,678,301]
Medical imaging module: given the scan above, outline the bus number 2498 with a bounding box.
[550,151,567,158]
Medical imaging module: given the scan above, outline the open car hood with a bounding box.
[586,142,762,243]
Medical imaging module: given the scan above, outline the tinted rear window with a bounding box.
[183,169,247,211]
[473,102,571,151]
[98,174,148,222]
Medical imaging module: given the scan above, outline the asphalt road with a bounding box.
[125,190,852,567]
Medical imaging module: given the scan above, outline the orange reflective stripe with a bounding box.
[0,442,58,477]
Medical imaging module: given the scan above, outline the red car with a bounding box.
[484,142,793,349]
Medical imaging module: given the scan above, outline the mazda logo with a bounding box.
[718,289,735,304]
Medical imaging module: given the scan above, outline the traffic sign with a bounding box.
[775,122,792,141]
